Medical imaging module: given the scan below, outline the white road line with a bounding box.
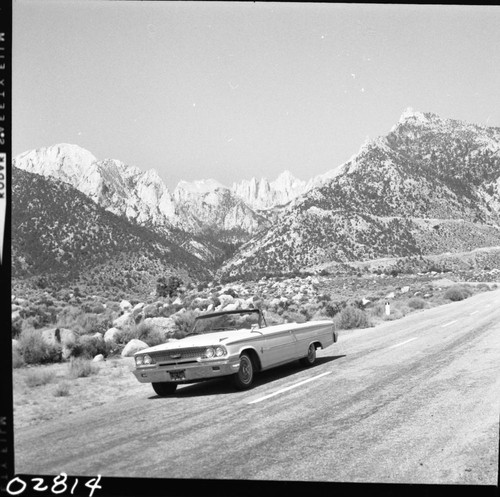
[248,372,331,405]
[470,311,479,316]
[386,337,418,350]
[441,320,458,328]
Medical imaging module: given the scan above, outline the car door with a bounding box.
[260,325,297,369]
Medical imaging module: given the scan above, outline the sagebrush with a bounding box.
[18,328,62,364]
[444,285,473,302]
[335,306,371,329]
[24,370,55,387]
[68,357,99,378]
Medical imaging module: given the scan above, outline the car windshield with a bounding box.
[189,311,262,335]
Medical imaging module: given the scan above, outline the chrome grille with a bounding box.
[150,347,206,363]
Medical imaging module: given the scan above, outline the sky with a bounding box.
[13,1,500,190]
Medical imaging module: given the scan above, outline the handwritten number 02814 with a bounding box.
[6,474,102,496]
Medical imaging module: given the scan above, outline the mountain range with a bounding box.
[12,108,500,291]
[14,144,317,233]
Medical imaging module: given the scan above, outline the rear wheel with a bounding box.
[300,343,317,367]
[232,352,255,390]
[152,382,177,396]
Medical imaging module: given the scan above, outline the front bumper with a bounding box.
[132,357,241,384]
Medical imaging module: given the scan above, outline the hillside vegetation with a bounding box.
[12,168,211,295]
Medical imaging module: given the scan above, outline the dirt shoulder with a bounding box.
[12,357,146,430]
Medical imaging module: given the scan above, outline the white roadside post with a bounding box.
[385,301,391,316]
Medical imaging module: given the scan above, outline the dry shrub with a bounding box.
[335,306,371,330]
[142,303,161,318]
[12,349,25,369]
[116,321,166,346]
[55,306,83,328]
[68,357,99,378]
[18,328,62,364]
[300,303,320,320]
[12,317,23,338]
[429,295,446,306]
[382,308,405,321]
[280,310,305,324]
[114,326,138,344]
[444,285,473,302]
[476,283,490,292]
[408,297,426,310]
[24,370,55,387]
[399,305,411,316]
[56,306,113,335]
[325,302,344,318]
[172,310,197,338]
[53,383,70,397]
[369,303,386,318]
[135,322,165,347]
[66,335,110,359]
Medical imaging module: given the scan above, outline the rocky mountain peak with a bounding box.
[272,170,304,190]
[172,178,265,233]
[137,166,163,183]
[13,143,98,181]
[232,171,306,210]
[398,107,433,124]
[174,178,227,197]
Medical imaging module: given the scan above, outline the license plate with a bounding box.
[169,370,186,381]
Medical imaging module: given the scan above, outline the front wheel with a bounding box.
[232,353,255,390]
[300,343,317,367]
[152,382,177,396]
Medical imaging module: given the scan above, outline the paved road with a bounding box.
[15,290,500,484]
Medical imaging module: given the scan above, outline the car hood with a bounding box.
[135,329,257,355]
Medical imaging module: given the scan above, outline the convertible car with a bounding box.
[132,308,338,396]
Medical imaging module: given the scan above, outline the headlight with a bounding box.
[135,354,155,366]
[214,346,226,357]
[203,346,226,358]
